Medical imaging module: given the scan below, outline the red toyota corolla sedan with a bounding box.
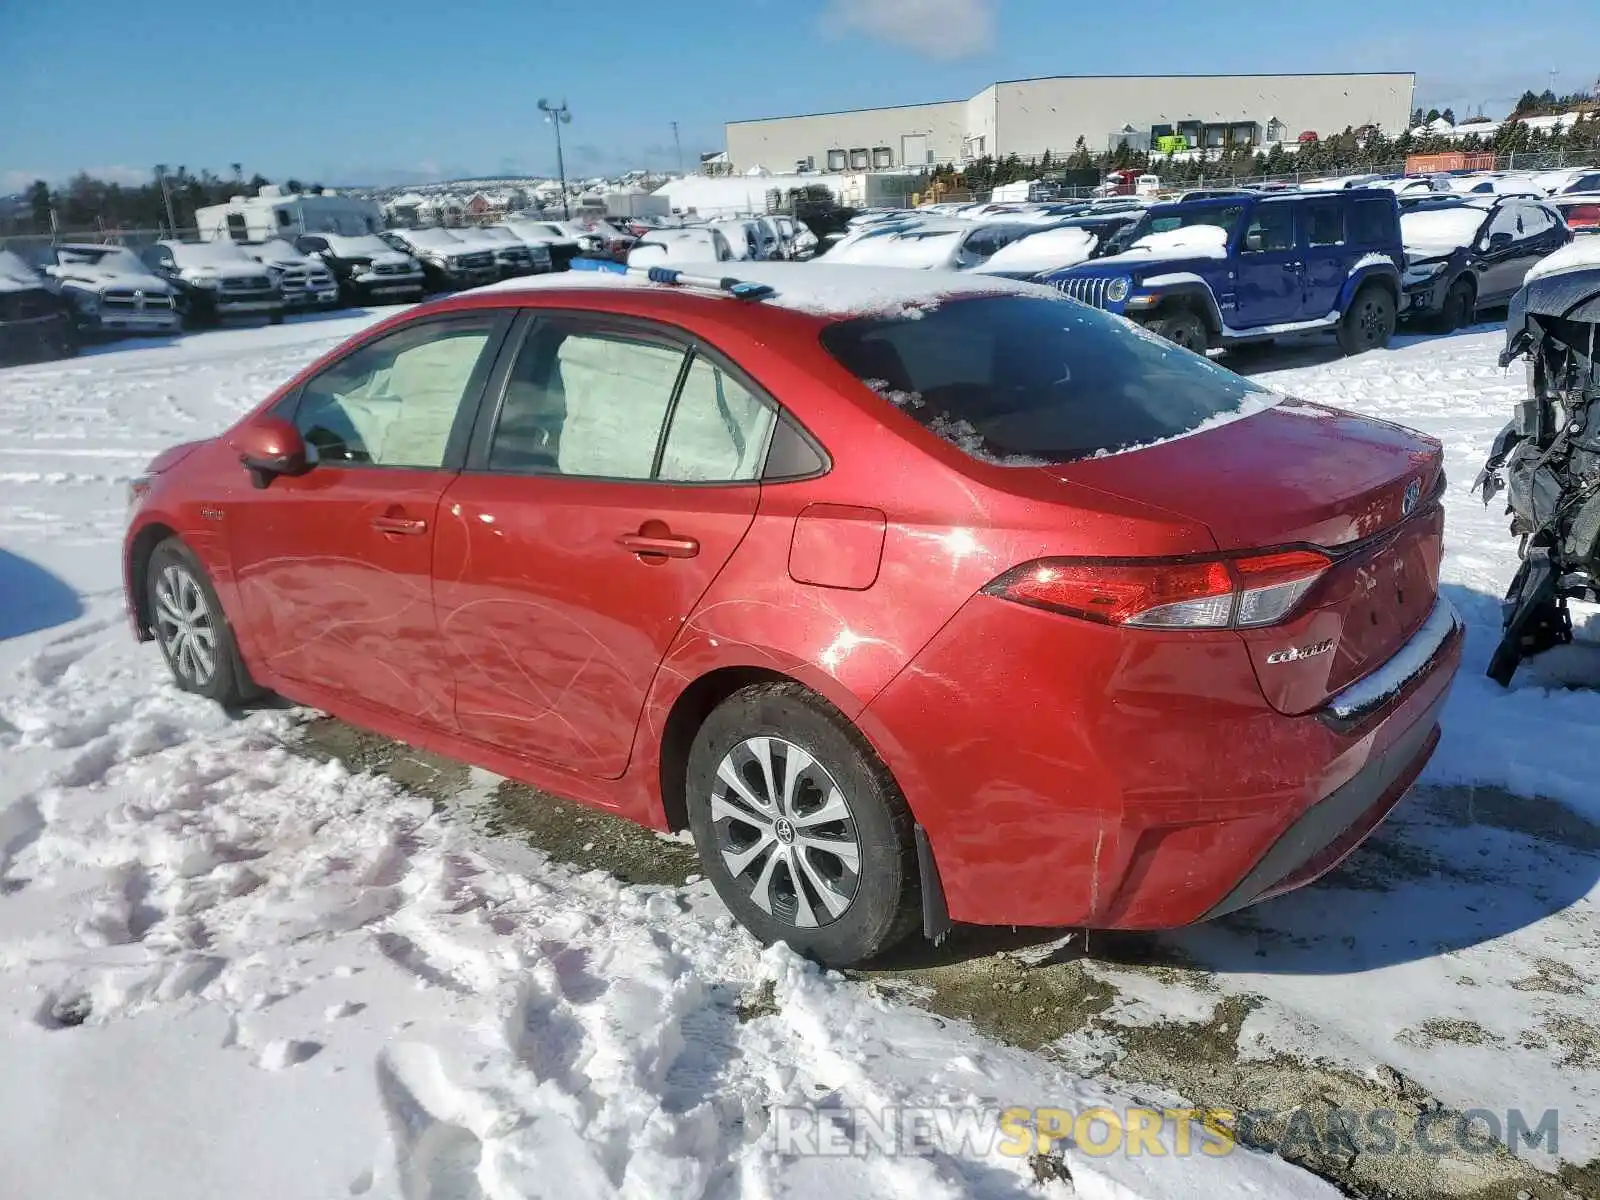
[124,263,1462,966]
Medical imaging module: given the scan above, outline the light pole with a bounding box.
[538,98,571,219]
[154,163,178,235]
[670,120,684,174]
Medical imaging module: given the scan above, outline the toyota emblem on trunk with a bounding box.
[1402,477,1421,517]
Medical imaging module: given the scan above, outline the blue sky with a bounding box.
[3,0,1594,190]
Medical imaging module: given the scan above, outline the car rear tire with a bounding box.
[1147,309,1209,353]
[685,682,920,967]
[1437,278,1474,333]
[145,538,255,707]
[1338,285,1396,355]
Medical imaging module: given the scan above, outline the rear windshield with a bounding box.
[818,294,1272,462]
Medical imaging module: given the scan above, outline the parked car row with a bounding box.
[0,215,590,362]
[622,214,819,267]
[809,179,1582,357]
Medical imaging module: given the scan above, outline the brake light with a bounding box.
[983,549,1331,630]
[1564,205,1600,231]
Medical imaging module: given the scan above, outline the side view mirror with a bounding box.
[1488,231,1514,251]
[229,416,311,489]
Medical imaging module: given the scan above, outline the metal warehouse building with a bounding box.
[724,73,1415,174]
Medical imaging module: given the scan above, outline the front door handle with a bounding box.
[372,515,428,536]
[618,531,700,559]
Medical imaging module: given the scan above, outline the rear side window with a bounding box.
[658,354,776,482]
[1348,198,1396,245]
[490,326,685,478]
[1305,201,1344,246]
[819,295,1272,463]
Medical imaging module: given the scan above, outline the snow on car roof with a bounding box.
[1527,237,1600,283]
[323,234,397,255]
[471,262,1051,319]
[970,226,1098,274]
[398,228,467,248]
[1401,206,1486,255]
[167,241,255,266]
[0,249,41,290]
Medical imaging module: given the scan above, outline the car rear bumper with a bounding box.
[1198,598,1462,919]
[862,593,1464,930]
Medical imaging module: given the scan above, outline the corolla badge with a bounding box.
[1265,638,1334,665]
[1402,477,1422,517]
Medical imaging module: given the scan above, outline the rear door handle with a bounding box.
[372,515,428,535]
[617,532,700,558]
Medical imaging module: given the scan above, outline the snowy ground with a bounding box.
[1,314,1597,1199]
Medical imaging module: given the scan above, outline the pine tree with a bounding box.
[1441,107,1456,126]
[27,180,51,231]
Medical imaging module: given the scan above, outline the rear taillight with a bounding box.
[983,549,1331,630]
[1565,205,1600,230]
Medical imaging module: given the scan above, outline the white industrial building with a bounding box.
[724,72,1415,174]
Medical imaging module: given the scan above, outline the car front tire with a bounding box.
[685,682,921,967]
[1338,285,1396,355]
[145,538,254,707]
[1147,309,1209,353]
[1437,278,1474,333]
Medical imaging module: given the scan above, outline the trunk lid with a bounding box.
[1048,399,1445,714]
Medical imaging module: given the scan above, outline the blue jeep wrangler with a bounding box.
[1040,190,1404,356]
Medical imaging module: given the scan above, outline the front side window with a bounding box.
[490,325,685,478]
[658,355,776,482]
[294,318,497,468]
[819,294,1272,463]
[1242,203,1295,253]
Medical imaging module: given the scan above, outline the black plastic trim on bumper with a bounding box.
[1198,683,1447,922]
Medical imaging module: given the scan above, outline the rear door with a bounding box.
[1297,197,1347,318]
[226,311,508,726]
[434,313,777,777]
[1232,201,1303,326]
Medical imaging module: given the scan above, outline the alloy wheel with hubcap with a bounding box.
[154,563,218,687]
[145,538,253,705]
[711,735,861,928]
[686,682,920,966]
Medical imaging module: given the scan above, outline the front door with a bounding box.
[1232,201,1303,328]
[435,315,778,777]
[1477,204,1530,305]
[227,311,506,728]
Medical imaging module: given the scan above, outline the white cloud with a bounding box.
[822,0,996,59]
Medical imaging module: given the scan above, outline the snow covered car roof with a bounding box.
[1400,205,1487,257]
[969,226,1099,275]
[0,249,43,291]
[468,262,1055,320]
[394,228,467,249]
[163,240,257,267]
[321,234,402,257]
[1526,238,1600,286]
[247,239,308,264]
